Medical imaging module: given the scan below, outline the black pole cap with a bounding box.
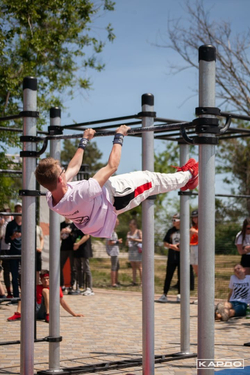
[23,77,37,91]
[199,45,216,62]
[142,93,154,106]
[50,107,61,118]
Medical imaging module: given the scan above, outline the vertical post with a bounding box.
[197,45,216,375]
[49,108,62,372]
[21,77,37,375]
[141,93,155,375]
[179,143,191,354]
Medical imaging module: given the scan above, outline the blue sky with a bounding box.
[58,0,250,191]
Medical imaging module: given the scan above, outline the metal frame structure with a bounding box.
[1,44,250,374]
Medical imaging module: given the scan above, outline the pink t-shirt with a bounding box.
[47,178,117,238]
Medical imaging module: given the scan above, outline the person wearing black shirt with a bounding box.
[5,203,22,298]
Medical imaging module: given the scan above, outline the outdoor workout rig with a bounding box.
[1,44,250,375]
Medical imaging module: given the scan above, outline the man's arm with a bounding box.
[73,234,90,251]
[93,125,130,188]
[227,289,233,302]
[60,297,84,317]
[65,129,96,182]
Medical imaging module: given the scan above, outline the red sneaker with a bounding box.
[7,312,21,321]
[7,293,13,299]
[172,158,199,191]
[45,314,49,323]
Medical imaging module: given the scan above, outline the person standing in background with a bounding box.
[60,218,75,292]
[235,218,250,275]
[0,204,13,298]
[36,225,44,284]
[106,218,122,287]
[126,219,143,286]
[5,203,22,299]
[73,227,94,296]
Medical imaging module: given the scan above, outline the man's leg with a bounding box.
[83,258,92,290]
[2,256,11,297]
[60,251,69,287]
[9,259,19,298]
[69,250,76,288]
[109,169,194,214]
[42,288,49,314]
[163,261,177,296]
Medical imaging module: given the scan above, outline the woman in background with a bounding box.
[126,219,142,286]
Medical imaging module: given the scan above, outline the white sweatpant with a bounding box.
[106,170,191,214]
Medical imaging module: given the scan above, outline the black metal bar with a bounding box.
[0,126,22,132]
[179,191,250,198]
[0,169,22,174]
[220,111,250,122]
[42,122,193,141]
[0,114,22,122]
[37,352,197,374]
[62,114,138,129]
[0,337,50,346]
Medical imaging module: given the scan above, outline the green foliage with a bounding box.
[0,0,115,147]
[61,138,105,174]
[0,153,22,207]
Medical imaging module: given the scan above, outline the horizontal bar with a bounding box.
[62,114,138,129]
[43,121,192,141]
[0,169,22,174]
[221,111,250,122]
[0,114,22,122]
[179,191,250,198]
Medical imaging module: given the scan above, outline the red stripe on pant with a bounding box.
[134,182,152,197]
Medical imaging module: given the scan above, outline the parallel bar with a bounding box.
[220,111,250,122]
[62,114,138,129]
[43,122,192,141]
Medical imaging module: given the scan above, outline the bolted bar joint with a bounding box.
[19,189,45,197]
[44,335,63,343]
[137,111,156,118]
[195,107,220,116]
[48,125,63,135]
[193,117,220,135]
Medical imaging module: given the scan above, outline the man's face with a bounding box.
[15,205,22,213]
[172,218,180,228]
[41,276,50,287]
[234,265,245,278]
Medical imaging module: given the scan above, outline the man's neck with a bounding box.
[52,186,67,206]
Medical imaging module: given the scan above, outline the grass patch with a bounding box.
[90,254,241,299]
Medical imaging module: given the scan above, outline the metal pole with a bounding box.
[179,143,191,354]
[197,45,216,375]
[141,93,155,375]
[21,77,37,375]
[49,108,62,372]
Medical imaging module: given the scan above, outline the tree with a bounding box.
[0,0,115,148]
[156,0,250,218]
[61,138,105,174]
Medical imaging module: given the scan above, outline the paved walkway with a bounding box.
[0,288,250,375]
